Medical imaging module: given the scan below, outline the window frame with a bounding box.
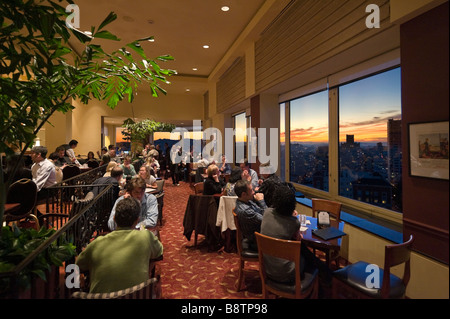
[283,65,403,229]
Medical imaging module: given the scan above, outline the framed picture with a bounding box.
[409,121,449,180]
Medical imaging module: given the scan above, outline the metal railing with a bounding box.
[0,184,114,299]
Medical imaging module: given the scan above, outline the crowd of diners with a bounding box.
[3,140,333,297]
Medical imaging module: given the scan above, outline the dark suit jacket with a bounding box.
[90,176,120,201]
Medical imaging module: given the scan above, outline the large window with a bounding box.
[289,90,329,191]
[339,68,402,212]
[286,66,402,216]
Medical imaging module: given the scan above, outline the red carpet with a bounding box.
[158,181,262,299]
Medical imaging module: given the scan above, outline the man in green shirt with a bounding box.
[76,197,163,293]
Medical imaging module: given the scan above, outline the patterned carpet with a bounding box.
[157,180,262,299]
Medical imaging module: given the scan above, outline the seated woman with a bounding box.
[223,166,243,196]
[138,165,157,189]
[146,156,160,177]
[260,185,332,285]
[120,155,137,179]
[203,164,225,195]
[103,161,118,177]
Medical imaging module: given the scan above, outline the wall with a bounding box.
[52,89,204,157]
[400,2,449,264]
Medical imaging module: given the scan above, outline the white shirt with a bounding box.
[66,148,81,166]
[31,158,57,191]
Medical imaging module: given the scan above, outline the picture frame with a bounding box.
[408,121,449,180]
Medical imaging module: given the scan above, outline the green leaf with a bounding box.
[93,30,120,41]
[126,42,146,59]
[98,12,117,31]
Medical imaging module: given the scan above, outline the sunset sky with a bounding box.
[287,68,401,144]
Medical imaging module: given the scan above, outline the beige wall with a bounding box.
[44,89,204,156]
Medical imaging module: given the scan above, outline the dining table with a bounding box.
[299,216,346,267]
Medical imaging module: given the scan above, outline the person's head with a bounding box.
[69,140,78,149]
[126,176,146,201]
[229,167,243,183]
[87,151,95,159]
[272,185,296,216]
[207,164,219,178]
[105,161,118,173]
[31,146,48,163]
[49,152,59,162]
[114,197,141,228]
[123,155,132,165]
[109,149,116,157]
[239,158,250,171]
[110,166,124,180]
[138,165,150,179]
[235,179,253,201]
[259,162,275,178]
[56,146,66,158]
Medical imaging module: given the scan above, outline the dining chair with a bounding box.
[254,232,319,299]
[332,235,414,299]
[232,210,259,291]
[5,178,40,229]
[311,198,343,269]
[71,277,159,299]
[62,164,81,182]
[86,159,99,168]
[194,182,204,194]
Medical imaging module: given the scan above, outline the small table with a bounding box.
[300,216,345,267]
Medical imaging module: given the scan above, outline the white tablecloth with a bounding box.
[216,196,238,232]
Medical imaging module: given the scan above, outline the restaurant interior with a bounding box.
[1,0,448,300]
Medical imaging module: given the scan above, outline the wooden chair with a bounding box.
[232,210,259,291]
[71,277,158,299]
[311,198,343,268]
[194,182,204,194]
[332,235,414,299]
[254,232,319,299]
[5,178,40,229]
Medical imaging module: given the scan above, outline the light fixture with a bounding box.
[203,45,209,49]
[192,68,198,71]
[221,6,230,12]
[186,88,191,92]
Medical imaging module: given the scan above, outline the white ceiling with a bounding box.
[68,0,267,96]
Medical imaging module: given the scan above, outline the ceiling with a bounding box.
[67,0,267,97]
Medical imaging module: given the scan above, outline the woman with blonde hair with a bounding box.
[203,164,225,195]
[103,161,118,177]
[138,165,157,189]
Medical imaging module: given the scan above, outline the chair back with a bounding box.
[381,235,414,298]
[63,164,81,181]
[311,198,342,221]
[254,232,304,299]
[155,179,165,194]
[6,178,37,219]
[87,160,99,168]
[71,277,158,299]
[232,209,244,255]
[194,182,204,194]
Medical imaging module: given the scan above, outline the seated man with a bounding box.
[239,158,259,191]
[234,179,267,251]
[90,166,124,201]
[76,197,163,293]
[30,146,57,200]
[261,185,332,284]
[108,176,159,231]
